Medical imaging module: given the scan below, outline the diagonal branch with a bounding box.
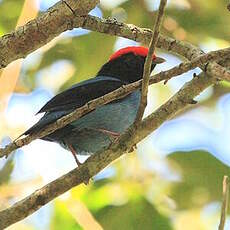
[135,0,167,123]
[0,46,229,158]
[0,0,99,68]
[1,14,230,83]
[79,16,230,82]
[0,72,217,229]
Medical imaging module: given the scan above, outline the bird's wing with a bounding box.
[37,76,124,113]
[22,76,125,136]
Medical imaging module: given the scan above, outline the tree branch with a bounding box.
[1,13,229,83]
[77,15,230,82]
[0,72,216,229]
[0,2,229,227]
[0,47,228,159]
[135,0,167,123]
[218,175,229,230]
[0,0,99,68]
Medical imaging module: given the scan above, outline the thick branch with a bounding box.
[1,14,229,82]
[0,72,216,229]
[0,0,99,68]
[0,47,228,158]
[78,16,230,82]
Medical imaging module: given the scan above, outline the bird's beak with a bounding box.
[153,56,166,64]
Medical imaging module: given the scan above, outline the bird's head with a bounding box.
[97,46,165,83]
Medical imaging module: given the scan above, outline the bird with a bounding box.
[22,46,165,165]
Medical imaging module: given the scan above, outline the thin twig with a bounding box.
[0,72,216,229]
[0,47,229,159]
[135,0,167,124]
[218,175,229,230]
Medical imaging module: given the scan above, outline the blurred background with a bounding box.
[0,0,230,229]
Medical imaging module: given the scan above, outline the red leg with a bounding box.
[86,127,120,142]
[66,143,90,185]
[67,143,82,167]
[96,129,120,138]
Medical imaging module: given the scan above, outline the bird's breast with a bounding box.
[63,90,141,155]
[71,90,141,133]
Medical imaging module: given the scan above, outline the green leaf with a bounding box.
[0,157,14,185]
[165,0,230,42]
[50,201,82,230]
[93,197,173,230]
[167,150,230,209]
[0,0,25,35]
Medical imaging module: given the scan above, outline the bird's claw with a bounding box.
[128,144,137,153]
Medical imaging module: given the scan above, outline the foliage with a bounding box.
[0,0,25,35]
[168,150,230,210]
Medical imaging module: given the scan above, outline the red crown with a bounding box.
[109,46,156,61]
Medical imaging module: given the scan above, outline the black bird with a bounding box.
[22,46,165,165]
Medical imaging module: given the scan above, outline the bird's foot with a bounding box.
[67,144,82,166]
[67,143,90,185]
[96,129,120,138]
[128,144,137,153]
[95,128,121,143]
